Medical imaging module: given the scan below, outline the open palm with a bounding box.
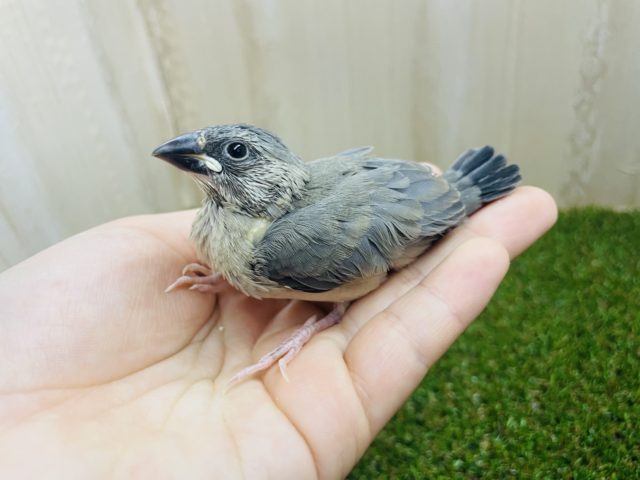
[0,186,555,479]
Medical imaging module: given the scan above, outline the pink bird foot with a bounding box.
[165,263,228,293]
[227,303,347,389]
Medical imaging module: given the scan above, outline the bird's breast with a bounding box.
[190,202,275,297]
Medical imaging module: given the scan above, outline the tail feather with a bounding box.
[444,146,521,215]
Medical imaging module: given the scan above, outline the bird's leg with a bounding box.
[165,263,228,293]
[226,303,348,389]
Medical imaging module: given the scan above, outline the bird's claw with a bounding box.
[182,263,212,276]
[226,306,345,390]
[165,263,226,293]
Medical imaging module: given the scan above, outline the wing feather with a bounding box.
[252,157,466,292]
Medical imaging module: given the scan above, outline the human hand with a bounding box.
[0,186,556,478]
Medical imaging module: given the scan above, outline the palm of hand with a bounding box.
[0,187,555,479]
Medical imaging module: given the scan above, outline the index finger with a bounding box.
[344,186,557,436]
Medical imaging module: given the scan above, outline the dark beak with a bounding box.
[152,132,210,175]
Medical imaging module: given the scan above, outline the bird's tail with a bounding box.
[443,146,521,215]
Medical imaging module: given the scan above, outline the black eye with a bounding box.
[225,142,248,159]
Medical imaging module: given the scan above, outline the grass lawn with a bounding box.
[350,208,640,479]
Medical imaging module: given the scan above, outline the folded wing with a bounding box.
[251,157,466,293]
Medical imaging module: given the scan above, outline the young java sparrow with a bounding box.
[152,124,521,387]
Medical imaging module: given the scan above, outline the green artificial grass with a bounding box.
[350,208,640,479]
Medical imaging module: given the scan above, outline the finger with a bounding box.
[424,162,442,176]
[345,237,510,436]
[459,186,557,258]
[336,186,556,339]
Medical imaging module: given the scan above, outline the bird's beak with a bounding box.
[152,132,222,175]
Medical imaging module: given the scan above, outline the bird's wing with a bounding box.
[335,146,374,157]
[251,158,466,293]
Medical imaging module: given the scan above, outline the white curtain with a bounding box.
[1,0,639,270]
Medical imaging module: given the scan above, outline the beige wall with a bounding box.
[1,0,639,270]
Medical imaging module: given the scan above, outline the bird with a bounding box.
[152,124,521,387]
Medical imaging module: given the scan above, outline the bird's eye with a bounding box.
[225,142,248,160]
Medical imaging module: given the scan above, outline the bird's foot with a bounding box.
[226,304,346,389]
[165,263,227,293]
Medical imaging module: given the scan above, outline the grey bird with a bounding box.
[152,124,521,386]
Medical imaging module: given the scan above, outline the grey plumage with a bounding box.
[153,124,521,303]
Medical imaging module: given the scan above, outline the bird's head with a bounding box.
[153,124,309,217]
